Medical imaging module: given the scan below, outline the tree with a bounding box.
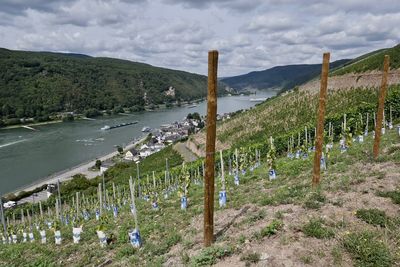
[95,160,102,169]
[117,146,123,155]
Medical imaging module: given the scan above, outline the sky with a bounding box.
[0,0,399,77]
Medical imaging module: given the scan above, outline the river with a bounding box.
[0,91,275,195]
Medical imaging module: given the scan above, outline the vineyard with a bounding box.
[0,113,399,266]
[0,47,400,266]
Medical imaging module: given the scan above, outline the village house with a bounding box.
[124,148,139,161]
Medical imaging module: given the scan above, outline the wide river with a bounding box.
[0,91,275,195]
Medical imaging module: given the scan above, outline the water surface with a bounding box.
[0,91,275,195]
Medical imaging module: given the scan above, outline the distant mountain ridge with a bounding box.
[221,59,351,91]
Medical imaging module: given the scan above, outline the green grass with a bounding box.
[356,209,389,227]
[240,252,261,266]
[253,219,284,241]
[303,190,327,209]
[191,245,234,267]
[302,218,335,239]
[343,231,393,267]
[377,191,400,205]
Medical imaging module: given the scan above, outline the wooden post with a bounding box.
[39,201,43,219]
[220,151,225,191]
[102,173,106,203]
[0,197,7,238]
[204,50,218,247]
[312,52,330,187]
[136,162,141,198]
[57,179,62,222]
[373,55,390,159]
[129,177,139,230]
[55,199,59,220]
[76,192,79,219]
[98,183,102,215]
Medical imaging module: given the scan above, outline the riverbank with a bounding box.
[5,136,147,198]
[0,120,63,130]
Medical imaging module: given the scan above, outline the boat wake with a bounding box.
[0,139,27,149]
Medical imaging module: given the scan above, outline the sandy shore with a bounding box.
[7,136,146,198]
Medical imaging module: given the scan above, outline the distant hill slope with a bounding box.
[221,59,350,91]
[188,44,400,154]
[331,44,400,76]
[0,48,217,119]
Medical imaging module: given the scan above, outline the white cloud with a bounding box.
[0,0,399,76]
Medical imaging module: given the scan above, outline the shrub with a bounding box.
[61,174,90,195]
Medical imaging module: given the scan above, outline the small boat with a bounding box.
[188,104,197,108]
[142,126,151,132]
[101,125,111,130]
[250,98,267,102]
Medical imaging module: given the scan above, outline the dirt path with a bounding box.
[173,142,198,162]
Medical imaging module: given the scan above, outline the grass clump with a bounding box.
[356,208,389,227]
[191,245,233,266]
[377,190,400,205]
[246,210,266,225]
[240,252,261,266]
[253,219,284,240]
[303,191,326,210]
[259,185,308,206]
[343,231,392,267]
[302,218,335,239]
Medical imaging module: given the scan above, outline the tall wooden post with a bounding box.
[312,52,330,187]
[373,55,390,159]
[204,50,218,247]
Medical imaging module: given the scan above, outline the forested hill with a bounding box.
[0,48,217,120]
[221,59,350,91]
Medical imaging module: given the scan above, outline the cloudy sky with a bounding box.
[0,0,399,76]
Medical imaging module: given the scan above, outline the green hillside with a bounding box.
[0,48,216,122]
[221,59,350,91]
[331,44,400,76]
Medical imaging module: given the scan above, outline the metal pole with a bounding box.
[373,55,390,159]
[312,52,330,187]
[204,50,218,247]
